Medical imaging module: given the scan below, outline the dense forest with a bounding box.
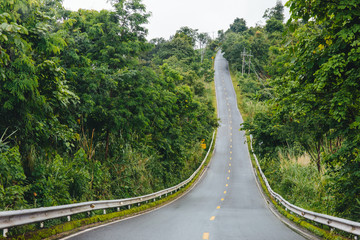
[1,0,359,228]
[0,0,217,210]
[221,0,360,221]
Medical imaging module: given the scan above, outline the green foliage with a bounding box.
[229,18,248,33]
[0,147,29,210]
[0,0,217,221]
[223,0,360,224]
[263,0,285,22]
[265,18,284,33]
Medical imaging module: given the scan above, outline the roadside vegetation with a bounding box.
[0,0,218,215]
[221,0,360,222]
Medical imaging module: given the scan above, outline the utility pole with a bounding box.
[241,48,253,76]
[248,50,252,74]
[241,48,246,76]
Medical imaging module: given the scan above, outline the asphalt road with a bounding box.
[66,52,305,240]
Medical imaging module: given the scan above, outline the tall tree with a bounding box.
[229,18,248,33]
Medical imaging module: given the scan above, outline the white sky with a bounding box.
[62,0,290,40]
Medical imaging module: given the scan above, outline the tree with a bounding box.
[174,26,199,48]
[275,0,360,219]
[265,18,284,33]
[198,32,211,62]
[229,18,248,33]
[263,1,284,22]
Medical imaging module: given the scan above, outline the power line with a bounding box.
[241,48,273,98]
[241,48,252,76]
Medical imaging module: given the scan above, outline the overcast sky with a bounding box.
[62,0,290,40]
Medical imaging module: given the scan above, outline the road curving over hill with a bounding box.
[65,52,305,240]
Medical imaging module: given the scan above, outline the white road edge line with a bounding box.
[61,55,223,240]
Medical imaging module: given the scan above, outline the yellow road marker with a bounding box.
[203,232,209,239]
[227,177,230,180]
[230,139,232,142]
[210,216,215,221]
[226,184,228,187]
[224,191,227,194]
[230,151,232,154]
[217,206,221,209]
[229,163,231,167]
[228,170,231,173]
[230,145,232,148]
[221,198,224,201]
[230,157,232,160]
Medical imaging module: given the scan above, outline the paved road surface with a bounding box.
[66,52,304,240]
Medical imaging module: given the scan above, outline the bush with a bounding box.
[0,147,29,210]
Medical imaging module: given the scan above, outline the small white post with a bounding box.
[117,207,120,212]
[40,222,44,228]
[103,209,106,215]
[67,216,71,222]
[128,205,131,209]
[3,228,8,237]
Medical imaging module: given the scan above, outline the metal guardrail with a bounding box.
[0,132,215,237]
[249,135,360,237]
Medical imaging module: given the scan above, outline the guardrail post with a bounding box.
[128,205,131,209]
[103,209,106,215]
[3,228,8,237]
[40,222,44,228]
[87,211,91,216]
[138,203,140,207]
[117,207,120,211]
[67,216,71,222]
[354,235,358,240]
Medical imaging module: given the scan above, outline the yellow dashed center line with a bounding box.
[228,170,231,173]
[221,198,224,201]
[210,216,215,221]
[224,191,227,194]
[229,163,231,167]
[203,232,209,239]
[230,151,232,154]
[230,145,232,148]
[230,157,232,160]
[226,184,228,187]
[227,177,230,180]
[217,206,221,209]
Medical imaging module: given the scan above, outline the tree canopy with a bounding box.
[0,0,217,213]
